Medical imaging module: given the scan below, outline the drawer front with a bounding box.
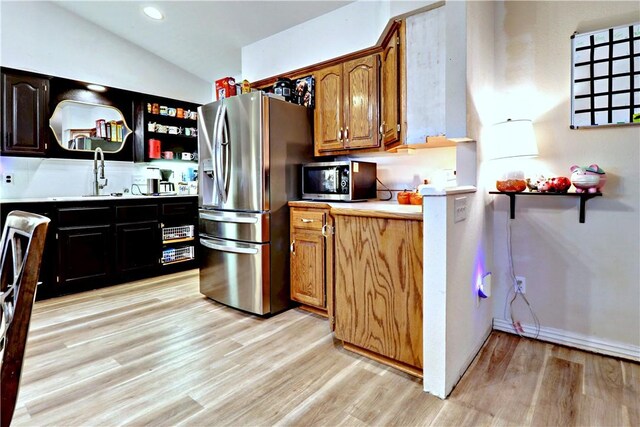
[116,204,158,223]
[291,208,325,231]
[162,201,196,219]
[57,206,113,227]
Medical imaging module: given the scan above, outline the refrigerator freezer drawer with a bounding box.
[199,236,270,315]
[199,209,270,243]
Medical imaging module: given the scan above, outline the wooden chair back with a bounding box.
[1,210,50,427]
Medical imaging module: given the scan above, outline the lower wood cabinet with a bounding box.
[334,214,423,375]
[116,221,160,276]
[0,197,197,298]
[57,224,112,288]
[289,206,334,319]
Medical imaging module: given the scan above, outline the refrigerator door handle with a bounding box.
[215,104,228,203]
[211,104,224,200]
[220,105,231,201]
[200,211,258,224]
[200,237,259,255]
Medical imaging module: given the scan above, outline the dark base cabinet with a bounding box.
[116,221,160,278]
[1,196,198,299]
[57,225,112,289]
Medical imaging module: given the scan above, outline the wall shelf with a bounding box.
[489,191,603,223]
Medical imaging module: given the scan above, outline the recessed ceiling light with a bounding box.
[143,6,164,21]
[87,84,107,92]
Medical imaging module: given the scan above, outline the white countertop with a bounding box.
[1,194,197,204]
[289,199,423,220]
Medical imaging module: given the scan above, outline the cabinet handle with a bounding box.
[380,122,385,134]
[290,240,295,255]
[339,127,343,142]
[321,224,329,237]
[301,218,314,223]
[344,127,349,142]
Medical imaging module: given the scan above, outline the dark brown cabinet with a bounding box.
[135,95,199,163]
[1,70,49,156]
[1,196,201,298]
[55,205,113,290]
[116,221,160,276]
[115,203,160,278]
[57,224,112,288]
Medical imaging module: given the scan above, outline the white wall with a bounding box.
[241,1,389,82]
[422,0,495,399]
[490,1,640,352]
[241,0,441,82]
[0,1,211,103]
[0,1,209,199]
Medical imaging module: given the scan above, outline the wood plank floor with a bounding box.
[11,270,639,426]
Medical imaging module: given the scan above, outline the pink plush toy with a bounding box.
[570,164,606,193]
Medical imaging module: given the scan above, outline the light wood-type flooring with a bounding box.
[12,270,639,426]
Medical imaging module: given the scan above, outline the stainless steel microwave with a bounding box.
[301,161,377,201]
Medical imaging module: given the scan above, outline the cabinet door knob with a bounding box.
[290,240,295,255]
[344,127,349,142]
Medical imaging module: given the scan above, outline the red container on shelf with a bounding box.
[148,139,161,159]
[215,77,236,100]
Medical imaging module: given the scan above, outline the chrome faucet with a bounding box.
[93,147,108,195]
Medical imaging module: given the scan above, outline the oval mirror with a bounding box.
[49,100,132,153]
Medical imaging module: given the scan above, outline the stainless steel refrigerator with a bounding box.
[197,92,313,315]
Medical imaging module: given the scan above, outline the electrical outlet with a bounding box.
[132,175,146,185]
[454,196,467,222]
[3,173,14,185]
[515,276,526,294]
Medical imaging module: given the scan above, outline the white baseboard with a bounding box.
[493,318,640,362]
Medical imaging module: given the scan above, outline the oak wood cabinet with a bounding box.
[380,27,401,148]
[1,70,49,156]
[334,214,423,375]
[289,206,334,319]
[314,55,380,156]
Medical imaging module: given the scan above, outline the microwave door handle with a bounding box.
[335,169,340,192]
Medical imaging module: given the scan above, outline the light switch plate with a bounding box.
[454,196,467,222]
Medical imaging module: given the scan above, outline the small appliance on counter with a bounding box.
[159,169,175,193]
[146,167,161,195]
[302,160,377,201]
[273,78,293,102]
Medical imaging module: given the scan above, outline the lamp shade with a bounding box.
[490,119,538,160]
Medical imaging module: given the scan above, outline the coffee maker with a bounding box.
[146,167,161,195]
[159,169,175,193]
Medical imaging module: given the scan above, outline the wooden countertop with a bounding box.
[289,200,423,220]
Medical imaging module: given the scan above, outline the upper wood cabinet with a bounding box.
[380,27,401,148]
[314,54,380,156]
[314,65,344,154]
[1,70,49,156]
